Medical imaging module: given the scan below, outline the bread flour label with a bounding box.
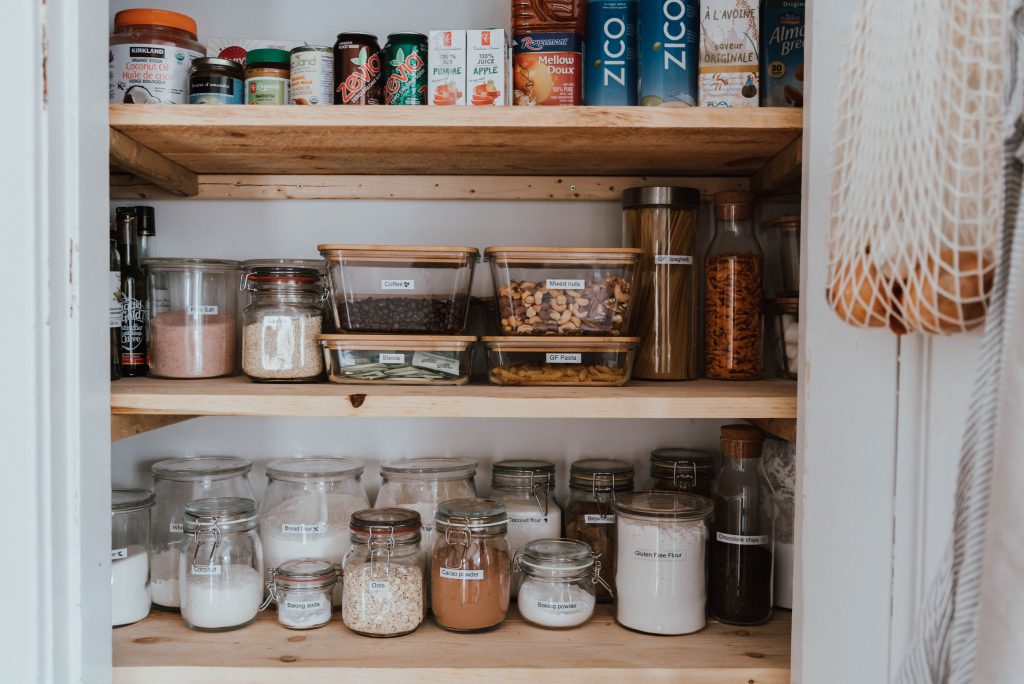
[439,567,484,580]
[716,531,769,545]
[281,523,324,535]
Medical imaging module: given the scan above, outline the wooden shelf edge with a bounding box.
[109,129,198,197]
[751,135,803,195]
[111,414,197,442]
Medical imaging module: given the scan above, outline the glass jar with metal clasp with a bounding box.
[513,538,609,630]
[264,558,338,630]
[341,508,426,638]
[648,448,717,498]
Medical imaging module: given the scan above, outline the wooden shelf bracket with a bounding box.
[109,128,198,197]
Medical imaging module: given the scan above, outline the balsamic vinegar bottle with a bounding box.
[116,209,148,377]
[109,225,122,381]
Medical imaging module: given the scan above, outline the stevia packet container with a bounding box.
[483,336,640,386]
[320,335,476,385]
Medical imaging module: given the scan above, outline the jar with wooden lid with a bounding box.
[704,191,764,380]
[648,448,716,497]
[245,49,291,105]
[109,9,203,104]
[431,499,511,632]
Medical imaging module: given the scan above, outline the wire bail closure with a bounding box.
[369,524,396,579]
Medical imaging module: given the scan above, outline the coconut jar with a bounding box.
[109,9,203,105]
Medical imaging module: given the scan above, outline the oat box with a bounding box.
[467,29,510,106]
[698,0,760,108]
[428,30,466,105]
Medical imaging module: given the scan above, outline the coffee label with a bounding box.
[379,353,406,364]
[381,279,415,290]
[368,580,390,593]
[191,564,222,576]
[633,548,689,561]
[169,521,183,533]
[584,514,616,524]
[281,523,324,535]
[412,351,460,376]
[111,547,128,560]
[546,279,586,290]
[109,272,122,328]
[716,532,769,545]
[188,305,220,316]
[284,598,326,612]
[654,255,694,265]
[546,353,582,364]
[439,567,484,581]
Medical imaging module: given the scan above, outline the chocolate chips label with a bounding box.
[439,567,484,581]
[716,532,769,545]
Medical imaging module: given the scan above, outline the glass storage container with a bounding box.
[266,558,338,630]
[763,215,801,295]
[259,457,369,606]
[179,497,263,632]
[467,296,500,380]
[623,186,702,380]
[768,297,799,379]
[241,259,331,332]
[145,258,242,379]
[150,456,255,609]
[318,244,478,334]
[341,508,426,637]
[375,458,478,553]
[649,448,717,497]
[513,538,603,630]
[320,335,476,385]
[431,499,511,633]
[612,491,713,635]
[484,336,639,386]
[111,488,154,627]
[565,458,634,602]
[240,266,325,382]
[486,247,642,336]
[489,459,562,597]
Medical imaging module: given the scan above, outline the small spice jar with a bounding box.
[649,448,717,497]
[111,488,154,627]
[266,558,338,630]
[564,458,634,602]
[613,491,713,635]
[179,497,263,632]
[189,57,245,104]
[244,48,291,105]
[109,9,203,104]
[431,499,511,632]
[241,267,325,382]
[768,297,799,379]
[763,215,801,295]
[513,538,604,630]
[341,508,426,638]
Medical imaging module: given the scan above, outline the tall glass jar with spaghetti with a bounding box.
[623,186,702,380]
[704,191,764,379]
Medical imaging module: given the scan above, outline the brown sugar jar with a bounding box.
[431,498,511,632]
[704,192,764,380]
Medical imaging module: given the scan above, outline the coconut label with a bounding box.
[109,43,202,105]
[512,32,583,105]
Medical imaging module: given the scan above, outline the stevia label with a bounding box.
[584,514,616,524]
[655,255,694,265]
[285,598,326,612]
[439,567,484,581]
[716,532,769,545]
[111,547,128,560]
[191,564,222,576]
[413,351,460,376]
[546,279,586,289]
[381,279,415,290]
[245,76,289,105]
[546,353,582,364]
[281,523,324,535]
[379,353,406,364]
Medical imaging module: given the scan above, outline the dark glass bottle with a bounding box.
[116,209,148,376]
[109,225,122,381]
[135,206,155,261]
[709,425,774,625]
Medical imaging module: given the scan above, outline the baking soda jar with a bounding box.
[111,488,154,627]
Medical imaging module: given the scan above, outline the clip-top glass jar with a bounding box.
[241,267,325,382]
[180,497,263,632]
[342,508,426,638]
[111,488,154,627]
[431,499,511,633]
[649,448,717,497]
[266,559,338,630]
[513,538,604,630]
[565,458,634,602]
[150,456,254,609]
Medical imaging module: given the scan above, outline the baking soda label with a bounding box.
[633,548,689,561]
[585,514,616,524]
[281,523,324,535]
[109,43,202,104]
[655,255,693,265]
[546,353,582,364]
[439,567,484,580]
[546,279,586,289]
[285,598,326,612]
[412,351,460,376]
[111,547,128,560]
[191,564,223,576]
[717,531,769,545]
[381,279,415,290]
[699,0,760,107]
[380,353,406,364]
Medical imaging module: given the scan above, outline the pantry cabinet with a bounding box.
[2,0,981,682]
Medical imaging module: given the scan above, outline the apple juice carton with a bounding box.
[428,30,466,105]
[467,29,510,106]
[698,0,760,107]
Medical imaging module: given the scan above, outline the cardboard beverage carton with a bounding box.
[467,29,510,106]
[428,30,466,105]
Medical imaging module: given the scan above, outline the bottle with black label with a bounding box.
[109,224,122,381]
[116,209,148,376]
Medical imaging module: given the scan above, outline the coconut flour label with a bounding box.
[109,43,202,104]
[439,567,484,581]
[191,564,223,576]
[716,531,769,545]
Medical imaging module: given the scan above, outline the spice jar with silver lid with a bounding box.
[648,448,717,497]
[431,499,511,633]
[179,497,263,632]
[513,538,607,630]
[241,267,325,382]
[341,508,426,638]
[265,558,338,630]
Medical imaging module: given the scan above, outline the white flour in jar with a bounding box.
[111,545,150,626]
[503,500,562,596]
[149,547,181,607]
[518,578,595,629]
[182,564,263,630]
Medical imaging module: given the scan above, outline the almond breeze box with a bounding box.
[428,30,466,105]
[698,0,760,107]
[467,29,509,106]
[761,0,804,106]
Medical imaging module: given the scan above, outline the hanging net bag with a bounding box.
[826,0,1004,334]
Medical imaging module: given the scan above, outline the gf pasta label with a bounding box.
[546,353,582,364]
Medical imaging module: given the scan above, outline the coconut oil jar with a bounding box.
[109,9,203,105]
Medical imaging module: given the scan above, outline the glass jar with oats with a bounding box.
[241,267,325,382]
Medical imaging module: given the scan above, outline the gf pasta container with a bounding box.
[483,337,639,386]
[320,335,476,385]
[485,247,642,336]
[317,245,478,334]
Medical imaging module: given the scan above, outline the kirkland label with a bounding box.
[654,255,693,265]
[584,514,616,524]
[381,279,415,290]
[109,43,202,104]
[546,279,586,289]
[109,272,122,328]
[369,580,390,593]
[189,75,243,104]
[716,532,769,546]
[188,305,220,316]
[285,598,326,612]
[380,353,406,364]
[191,564,223,576]
[413,351,460,376]
[546,353,582,364]
[281,523,324,535]
[111,547,128,560]
[439,567,484,581]
[169,521,183,533]
[634,548,690,561]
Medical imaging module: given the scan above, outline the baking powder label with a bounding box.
[111,547,128,560]
[716,532,769,545]
[381,279,415,290]
[439,567,484,581]
[654,255,694,265]
[281,523,324,535]
[546,279,586,290]
[546,353,582,364]
[191,564,222,576]
[535,599,583,612]
[379,353,406,364]
[584,514,616,524]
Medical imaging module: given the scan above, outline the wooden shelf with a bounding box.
[108,105,803,199]
[113,605,791,684]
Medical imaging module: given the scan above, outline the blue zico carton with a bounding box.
[761,0,805,107]
[637,0,699,106]
[584,0,638,105]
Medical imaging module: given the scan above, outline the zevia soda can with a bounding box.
[384,33,428,105]
[333,33,384,105]
[638,0,699,106]
[584,0,638,105]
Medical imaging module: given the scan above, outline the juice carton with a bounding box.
[467,29,510,106]
[585,0,639,105]
[428,30,466,105]
[638,0,699,106]
[698,0,760,108]
[761,0,805,107]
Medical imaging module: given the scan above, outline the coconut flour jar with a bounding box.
[514,539,602,630]
[109,9,203,105]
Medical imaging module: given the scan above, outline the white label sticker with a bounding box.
[169,521,183,533]
[281,523,324,535]
[191,564,222,576]
[412,351,460,376]
[284,598,326,612]
[368,580,390,593]
[546,353,582,364]
[111,547,128,560]
[381,279,415,290]
[153,289,171,315]
[439,567,484,581]
[633,548,689,561]
[584,514,616,524]
[716,532,769,546]
[654,255,694,265]
[188,305,219,316]
[109,272,122,328]
[546,279,586,290]
[509,516,550,524]
[379,353,406,365]
[535,600,583,612]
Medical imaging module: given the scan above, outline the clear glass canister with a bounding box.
[431,499,511,632]
[649,448,717,497]
[341,508,426,637]
[489,459,562,597]
[267,558,338,630]
[762,215,801,295]
[258,457,369,605]
[145,258,241,379]
[241,267,325,382]
[623,186,702,380]
[150,456,254,609]
[374,458,478,552]
[111,488,154,627]
[564,458,634,602]
[768,297,799,379]
[180,497,263,632]
[514,538,603,630]
[613,491,713,635]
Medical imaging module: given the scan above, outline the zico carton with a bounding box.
[638,0,699,106]
[428,30,466,105]
[585,0,638,105]
[761,0,805,107]
[467,29,510,105]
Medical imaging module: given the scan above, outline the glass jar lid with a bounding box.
[611,491,713,521]
[720,424,765,459]
[242,258,327,275]
[763,215,801,233]
[621,186,701,209]
[242,266,324,294]
[435,498,507,531]
[265,457,364,483]
[111,488,154,514]
[271,558,339,590]
[516,538,594,575]
[152,456,252,482]
[349,508,422,536]
[491,459,556,490]
[649,448,716,482]
[569,458,634,492]
[183,496,258,532]
[380,457,477,482]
